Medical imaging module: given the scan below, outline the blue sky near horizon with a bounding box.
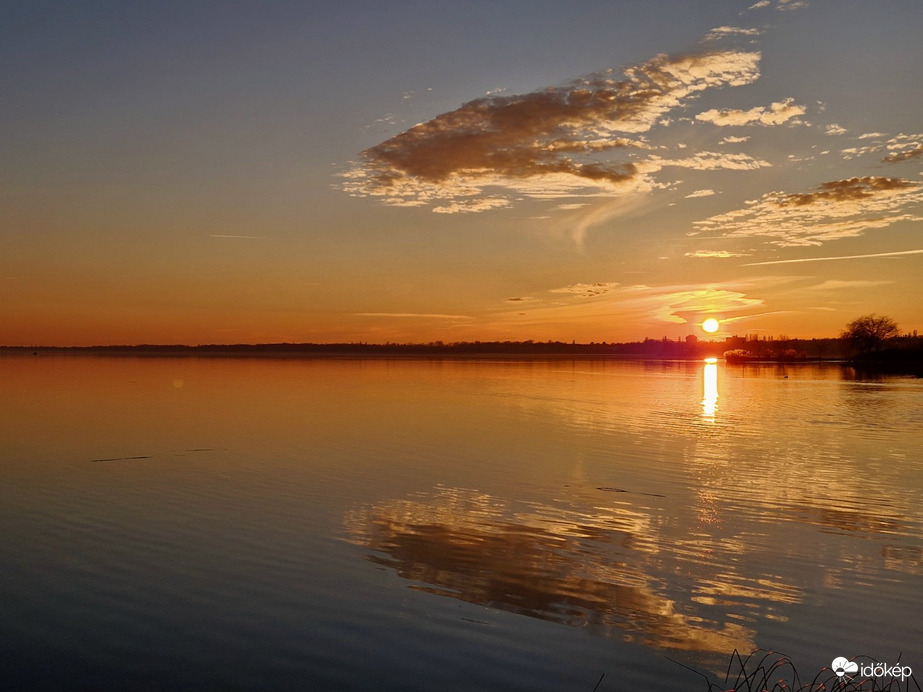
[3,0,922,345]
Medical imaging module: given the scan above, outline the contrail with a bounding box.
[743,249,923,266]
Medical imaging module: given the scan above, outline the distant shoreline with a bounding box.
[0,343,846,364]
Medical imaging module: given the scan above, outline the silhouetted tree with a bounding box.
[841,314,899,354]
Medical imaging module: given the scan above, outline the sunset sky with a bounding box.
[4,0,922,346]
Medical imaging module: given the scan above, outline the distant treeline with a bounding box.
[5,334,919,361]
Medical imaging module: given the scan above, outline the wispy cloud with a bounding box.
[808,279,894,290]
[696,98,806,127]
[743,248,923,266]
[685,249,749,258]
[505,281,778,327]
[355,313,473,320]
[342,48,761,213]
[685,189,716,199]
[645,151,770,171]
[705,26,762,40]
[749,0,809,10]
[693,176,923,246]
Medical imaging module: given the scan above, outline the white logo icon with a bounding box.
[832,657,859,678]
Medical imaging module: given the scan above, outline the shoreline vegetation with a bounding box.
[3,334,921,375]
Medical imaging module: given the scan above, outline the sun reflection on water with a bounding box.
[702,359,718,419]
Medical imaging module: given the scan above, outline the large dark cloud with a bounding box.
[342,49,761,212]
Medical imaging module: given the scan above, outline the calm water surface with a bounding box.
[1,355,921,690]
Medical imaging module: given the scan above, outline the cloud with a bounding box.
[343,48,761,212]
[502,281,776,331]
[602,285,765,325]
[749,0,808,10]
[685,189,716,198]
[882,133,923,163]
[721,135,750,144]
[742,248,923,266]
[432,198,510,214]
[748,0,808,9]
[836,133,923,163]
[645,151,770,171]
[695,98,806,127]
[355,313,472,320]
[549,282,619,298]
[693,176,923,246]
[705,26,762,40]
[825,124,846,136]
[809,280,894,290]
[884,147,923,163]
[685,249,748,258]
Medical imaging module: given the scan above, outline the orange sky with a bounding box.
[3,1,922,346]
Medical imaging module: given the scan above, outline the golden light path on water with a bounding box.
[702,358,718,419]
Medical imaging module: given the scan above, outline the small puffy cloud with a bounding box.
[721,135,750,144]
[840,144,882,159]
[685,189,716,198]
[695,98,806,127]
[343,48,761,212]
[694,176,923,246]
[825,124,846,136]
[549,282,619,298]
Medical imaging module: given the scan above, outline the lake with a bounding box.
[1,355,921,690]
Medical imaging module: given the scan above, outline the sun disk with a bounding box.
[702,318,720,333]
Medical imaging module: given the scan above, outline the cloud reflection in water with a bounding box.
[345,485,756,653]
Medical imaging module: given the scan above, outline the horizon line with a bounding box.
[0,333,879,350]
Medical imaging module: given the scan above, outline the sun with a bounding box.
[702,318,720,334]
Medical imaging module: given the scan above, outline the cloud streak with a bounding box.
[355,313,472,320]
[343,48,761,213]
[742,248,923,266]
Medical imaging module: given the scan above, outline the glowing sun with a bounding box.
[702,318,720,334]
